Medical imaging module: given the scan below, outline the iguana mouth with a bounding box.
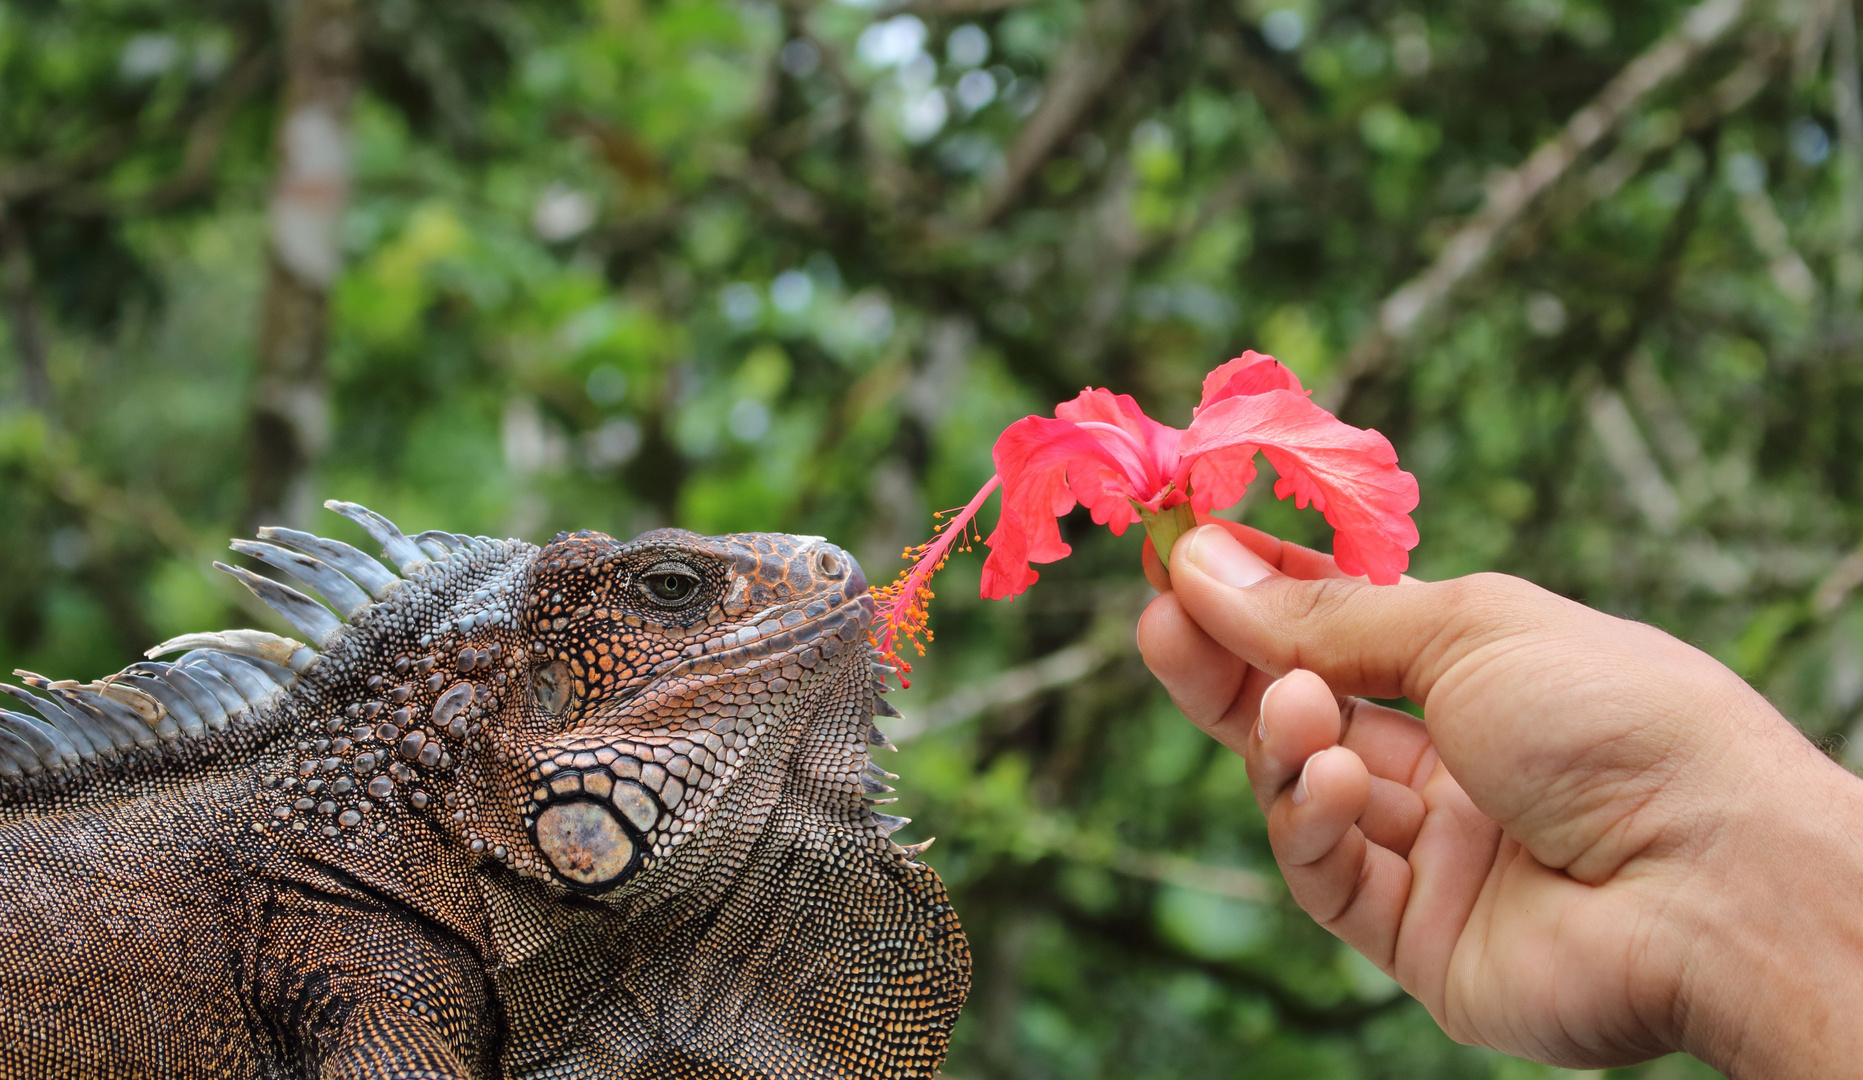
[679,592,875,678]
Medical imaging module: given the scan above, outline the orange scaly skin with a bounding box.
[0,505,968,1079]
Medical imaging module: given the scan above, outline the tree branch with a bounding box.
[49,47,276,215]
[0,137,133,203]
[1575,34,1778,206]
[140,47,275,212]
[1815,541,1863,615]
[1106,847,1275,903]
[891,640,1112,742]
[967,0,1168,226]
[4,44,271,216]
[1830,0,1863,305]
[993,807,1279,905]
[246,0,360,532]
[1316,0,1754,412]
[15,424,280,630]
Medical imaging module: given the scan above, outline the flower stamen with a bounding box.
[871,474,1003,687]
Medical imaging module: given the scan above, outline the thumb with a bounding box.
[1165,524,1572,706]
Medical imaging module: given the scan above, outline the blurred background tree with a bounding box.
[2,0,1858,1074]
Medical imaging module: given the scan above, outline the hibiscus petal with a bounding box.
[1179,390,1419,583]
[1196,351,1307,415]
[1181,443,1260,517]
[979,504,1046,599]
[980,415,1143,598]
[1079,488,1142,536]
[1054,387,1154,440]
[1055,388,1183,496]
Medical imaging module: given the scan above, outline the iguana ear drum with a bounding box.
[531,659,574,716]
[531,799,641,890]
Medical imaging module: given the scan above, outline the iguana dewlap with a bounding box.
[0,503,969,1079]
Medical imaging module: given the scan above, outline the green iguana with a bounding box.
[0,502,969,1079]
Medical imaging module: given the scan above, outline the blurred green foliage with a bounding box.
[4,0,1859,1075]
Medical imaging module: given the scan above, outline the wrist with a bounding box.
[1670,749,1863,1078]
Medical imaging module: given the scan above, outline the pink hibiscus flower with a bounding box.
[872,352,1419,682]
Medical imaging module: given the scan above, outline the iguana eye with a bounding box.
[639,562,700,607]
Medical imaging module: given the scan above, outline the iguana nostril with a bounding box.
[811,542,867,597]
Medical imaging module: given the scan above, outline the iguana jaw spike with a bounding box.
[896,837,937,859]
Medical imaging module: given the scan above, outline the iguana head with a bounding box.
[472,526,876,893]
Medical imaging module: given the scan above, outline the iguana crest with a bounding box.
[0,502,968,1079]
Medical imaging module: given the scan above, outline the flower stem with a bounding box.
[1138,501,1198,569]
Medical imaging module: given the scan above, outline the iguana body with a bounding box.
[0,504,968,1079]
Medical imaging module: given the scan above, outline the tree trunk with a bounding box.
[246,0,359,531]
[0,212,51,411]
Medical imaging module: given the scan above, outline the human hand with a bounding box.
[1136,522,1863,1076]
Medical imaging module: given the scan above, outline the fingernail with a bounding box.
[1292,753,1315,806]
[1256,674,1286,743]
[1187,526,1272,588]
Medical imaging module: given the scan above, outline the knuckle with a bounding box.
[1435,572,1552,643]
[1314,847,1373,925]
[1453,571,1548,613]
[1288,576,1361,625]
[1268,578,1362,675]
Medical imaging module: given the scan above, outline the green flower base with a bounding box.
[1137,501,1198,569]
